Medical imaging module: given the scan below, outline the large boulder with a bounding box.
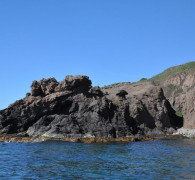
[31,78,58,96]
[31,75,92,97]
[40,78,58,95]
[64,75,91,91]
[55,75,92,93]
[31,80,43,96]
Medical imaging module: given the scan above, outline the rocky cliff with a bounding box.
[152,62,195,129]
[0,75,181,139]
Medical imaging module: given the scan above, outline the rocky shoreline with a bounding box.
[5,63,195,142]
[0,75,184,142]
[173,128,195,137]
[0,131,190,143]
[0,132,152,143]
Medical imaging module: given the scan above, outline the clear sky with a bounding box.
[0,0,195,110]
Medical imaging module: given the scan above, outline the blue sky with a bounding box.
[0,0,195,110]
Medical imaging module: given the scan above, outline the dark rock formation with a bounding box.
[116,90,128,99]
[153,69,195,129]
[0,75,182,138]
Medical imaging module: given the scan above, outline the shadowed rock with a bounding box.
[89,86,103,97]
[116,90,128,99]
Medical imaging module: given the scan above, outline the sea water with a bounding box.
[0,138,195,180]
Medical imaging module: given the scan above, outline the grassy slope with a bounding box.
[150,61,195,81]
[104,62,195,87]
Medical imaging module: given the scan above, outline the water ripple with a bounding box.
[0,139,195,179]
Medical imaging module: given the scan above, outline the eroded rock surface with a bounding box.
[0,75,181,138]
[154,69,195,129]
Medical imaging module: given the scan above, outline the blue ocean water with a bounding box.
[0,139,195,180]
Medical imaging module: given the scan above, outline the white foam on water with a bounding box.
[173,128,195,137]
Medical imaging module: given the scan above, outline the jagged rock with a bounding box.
[89,86,103,96]
[31,80,43,96]
[154,68,195,129]
[102,82,181,135]
[0,75,181,138]
[55,75,91,93]
[31,78,58,96]
[64,75,91,91]
[156,70,195,111]
[40,78,58,95]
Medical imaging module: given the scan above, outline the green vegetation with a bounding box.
[139,78,148,81]
[175,111,183,118]
[150,61,195,81]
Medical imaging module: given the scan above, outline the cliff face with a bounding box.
[154,68,195,129]
[0,75,181,138]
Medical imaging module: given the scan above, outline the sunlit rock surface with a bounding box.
[0,75,181,139]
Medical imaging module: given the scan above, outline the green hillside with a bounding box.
[150,61,195,81]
